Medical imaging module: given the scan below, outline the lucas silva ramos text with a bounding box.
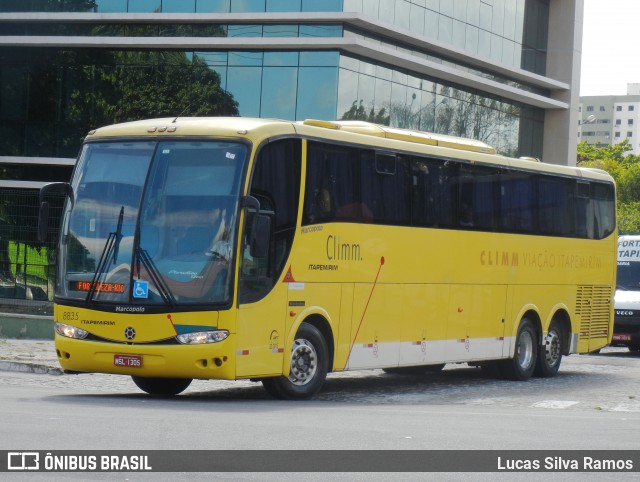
[497,456,633,471]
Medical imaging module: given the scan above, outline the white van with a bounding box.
[613,234,640,351]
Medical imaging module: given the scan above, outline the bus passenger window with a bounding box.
[459,204,475,227]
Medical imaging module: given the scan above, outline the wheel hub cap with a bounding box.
[288,339,317,386]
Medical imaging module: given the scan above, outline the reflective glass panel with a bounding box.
[96,0,127,12]
[227,67,262,116]
[196,0,230,12]
[229,51,263,66]
[297,66,338,120]
[230,0,266,12]
[301,0,342,12]
[266,0,301,11]
[263,24,299,37]
[263,51,299,66]
[128,0,161,13]
[299,24,342,37]
[299,51,339,67]
[261,67,297,119]
[228,24,263,37]
[163,0,196,12]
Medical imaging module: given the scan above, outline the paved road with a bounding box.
[1,340,639,480]
[1,339,640,417]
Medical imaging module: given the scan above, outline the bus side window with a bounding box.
[593,182,616,239]
[500,171,534,233]
[303,142,359,225]
[574,181,594,239]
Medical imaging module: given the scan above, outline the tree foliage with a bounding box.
[340,100,390,125]
[339,86,520,157]
[577,139,640,233]
[0,45,238,285]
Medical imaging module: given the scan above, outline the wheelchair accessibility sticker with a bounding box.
[133,280,149,299]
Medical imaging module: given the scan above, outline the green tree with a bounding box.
[1,45,238,295]
[577,139,640,233]
[91,51,238,125]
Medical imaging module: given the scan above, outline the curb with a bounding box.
[0,360,63,376]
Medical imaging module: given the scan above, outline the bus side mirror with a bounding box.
[37,182,74,243]
[250,214,271,258]
[37,202,50,243]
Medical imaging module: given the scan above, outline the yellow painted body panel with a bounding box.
[235,283,287,378]
[288,222,616,364]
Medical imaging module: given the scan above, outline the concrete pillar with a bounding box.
[544,0,583,166]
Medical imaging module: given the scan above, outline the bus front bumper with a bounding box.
[55,334,237,380]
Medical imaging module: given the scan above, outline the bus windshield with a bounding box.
[617,261,640,291]
[57,140,247,306]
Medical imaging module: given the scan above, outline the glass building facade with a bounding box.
[0,0,583,310]
[0,0,575,161]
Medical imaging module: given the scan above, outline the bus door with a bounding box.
[236,282,289,378]
[235,139,302,378]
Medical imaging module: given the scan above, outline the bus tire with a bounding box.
[131,376,192,395]
[500,318,537,381]
[261,323,328,400]
[534,320,563,377]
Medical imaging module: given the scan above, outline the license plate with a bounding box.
[114,354,142,368]
[612,334,632,342]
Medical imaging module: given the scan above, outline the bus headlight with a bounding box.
[55,322,89,340]
[176,330,229,344]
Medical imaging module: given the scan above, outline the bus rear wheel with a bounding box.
[500,318,537,381]
[131,376,192,396]
[262,322,328,400]
[534,320,563,377]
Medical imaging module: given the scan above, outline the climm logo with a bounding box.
[326,235,362,261]
[480,250,519,266]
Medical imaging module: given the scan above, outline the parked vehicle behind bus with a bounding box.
[39,117,617,399]
[613,235,640,351]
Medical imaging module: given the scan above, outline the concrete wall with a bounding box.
[0,313,53,339]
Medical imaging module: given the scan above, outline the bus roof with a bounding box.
[86,117,614,184]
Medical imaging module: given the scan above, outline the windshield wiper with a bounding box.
[133,222,176,307]
[86,206,124,303]
[135,246,176,308]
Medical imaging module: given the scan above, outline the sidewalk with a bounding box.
[0,338,62,375]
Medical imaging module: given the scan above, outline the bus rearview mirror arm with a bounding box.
[241,195,271,258]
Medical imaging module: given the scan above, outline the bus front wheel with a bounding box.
[500,318,537,381]
[534,320,563,377]
[131,376,192,396]
[262,323,329,400]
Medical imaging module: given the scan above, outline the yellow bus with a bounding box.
[41,117,617,399]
